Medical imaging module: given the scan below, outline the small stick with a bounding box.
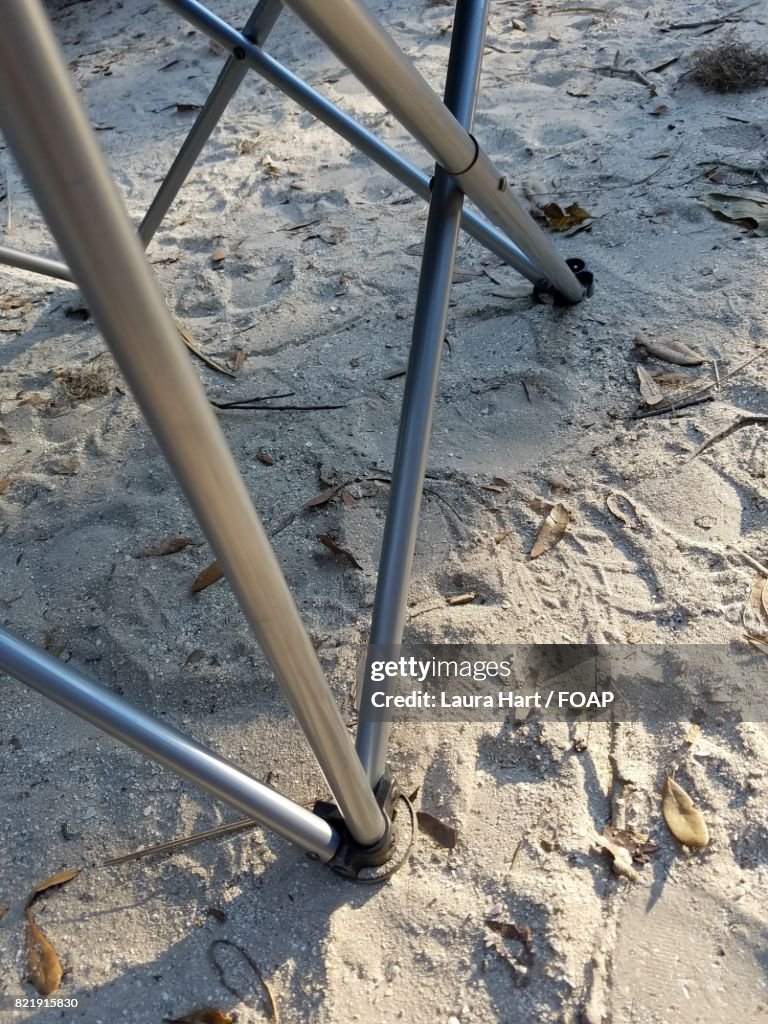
[632,348,768,419]
[693,415,768,457]
[727,544,768,578]
[103,817,259,866]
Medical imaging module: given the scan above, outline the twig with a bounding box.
[631,394,714,419]
[103,817,259,866]
[660,1,759,31]
[211,393,347,411]
[693,415,768,457]
[726,544,768,577]
[592,64,654,88]
[632,348,768,419]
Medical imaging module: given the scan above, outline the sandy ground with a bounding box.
[2,0,768,1021]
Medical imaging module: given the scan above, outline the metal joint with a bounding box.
[533,257,594,305]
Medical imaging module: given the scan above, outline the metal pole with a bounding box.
[138,0,283,247]
[161,0,539,282]
[0,627,338,860]
[356,0,489,784]
[0,243,70,281]
[275,0,586,304]
[0,0,386,850]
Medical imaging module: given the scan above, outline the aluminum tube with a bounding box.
[0,0,386,849]
[0,627,338,860]
[138,0,283,247]
[0,243,71,281]
[356,0,489,784]
[161,0,539,281]
[277,0,585,303]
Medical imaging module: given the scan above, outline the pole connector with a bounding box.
[533,257,594,305]
[312,770,414,881]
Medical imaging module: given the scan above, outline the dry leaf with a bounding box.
[530,502,570,558]
[634,332,706,366]
[445,592,477,606]
[211,248,226,264]
[540,202,591,232]
[485,920,532,943]
[649,103,669,116]
[226,348,247,372]
[481,476,510,493]
[603,825,658,864]
[304,485,341,509]
[191,560,223,594]
[636,365,664,405]
[25,910,63,996]
[317,534,363,570]
[384,367,407,380]
[699,192,768,235]
[762,579,768,620]
[661,776,709,849]
[511,17,526,30]
[606,493,640,529]
[19,393,47,407]
[256,450,275,466]
[593,832,639,881]
[748,575,768,620]
[416,811,458,848]
[452,267,482,283]
[176,322,235,377]
[0,477,14,496]
[685,723,701,745]
[176,102,202,112]
[50,457,80,476]
[136,537,194,558]
[165,1010,233,1024]
[495,528,513,545]
[340,488,357,506]
[30,868,81,899]
[0,425,12,444]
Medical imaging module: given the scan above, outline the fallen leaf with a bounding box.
[481,476,510,493]
[0,477,15,496]
[637,365,664,405]
[211,248,227,264]
[699,192,768,235]
[136,536,194,558]
[0,425,11,444]
[49,457,80,476]
[164,1010,233,1024]
[530,502,570,558]
[384,366,407,380]
[176,102,202,112]
[18,393,48,407]
[304,485,341,509]
[452,267,482,283]
[593,832,639,881]
[256,449,275,466]
[540,202,591,232]
[191,560,223,594]
[485,920,532,943]
[651,371,693,387]
[416,811,457,848]
[649,103,669,116]
[606,493,640,529]
[603,825,658,864]
[662,776,709,849]
[25,909,63,995]
[226,348,247,372]
[762,579,768,620]
[317,534,363,570]
[634,332,707,366]
[495,528,513,545]
[685,723,701,745]
[261,154,281,179]
[511,17,526,30]
[176,322,235,377]
[30,868,81,899]
[340,488,357,506]
[445,591,477,606]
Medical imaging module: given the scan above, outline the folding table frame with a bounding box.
[0,0,592,877]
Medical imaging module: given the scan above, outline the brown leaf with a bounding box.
[530,502,570,558]
[636,365,664,405]
[176,102,202,112]
[416,811,458,848]
[226,348,247,372]
[256,449,275,465]
[762,579,768,620]
[316,534,363,570]
[18,393,48,407]
[0,425,12,444]
[340,488,358,506]
[136,536,194,558]
[602,825,658,864]
[485,920,532,943]
[685,723,701,746]
[384,366,407,380]
[25,909,63,996]
[606,493,640,529]
[304,485,341,509]
[748,575,768,620]
[634,332,706,366]
[444,591,477,606]
[593,832,640,881]
[649,104,669,116]
[211,248,227,264]
[452,267,482,283]
[481,476,510,493]
[176,321,235,378]
[540,202,591,232]
[662,776,709,849]
[495,528,513,545]
[164,1010,233,1024]
[30,868,81,900]
[191,560,224,594]
[0,477,14,496]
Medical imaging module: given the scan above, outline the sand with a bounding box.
[1,0,768,1021]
